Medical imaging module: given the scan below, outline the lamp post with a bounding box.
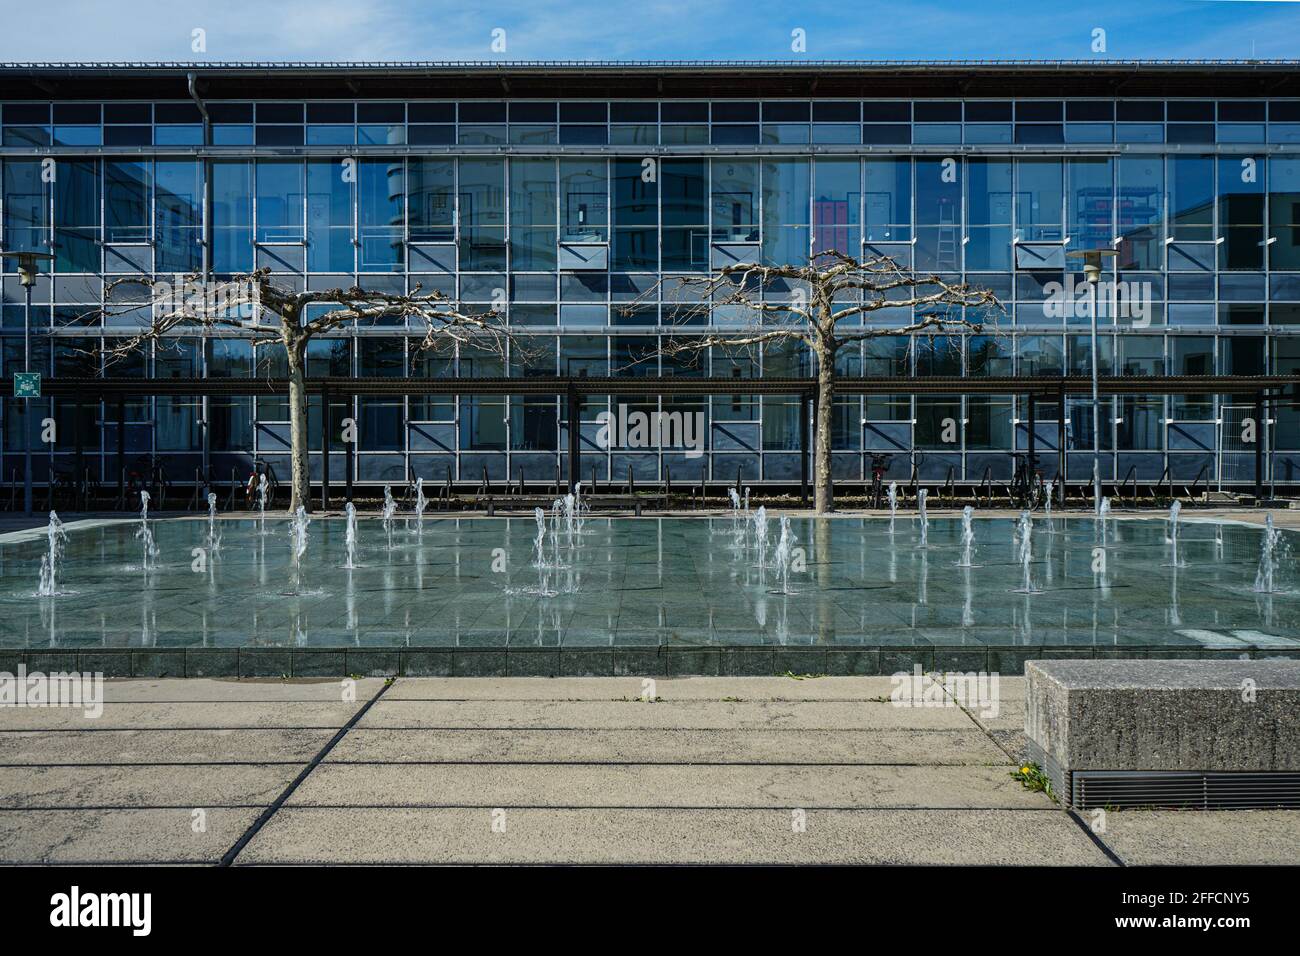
[1066,247,1117,514]
[1,250,55,516]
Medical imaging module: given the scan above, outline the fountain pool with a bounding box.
[1,515,1297,653]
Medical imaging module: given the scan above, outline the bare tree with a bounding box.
[651,252,1003,514]
[94,269,511,512]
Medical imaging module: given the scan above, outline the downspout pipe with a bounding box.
[186,71,210,134]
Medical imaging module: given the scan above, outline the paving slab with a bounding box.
[0,729,335,765]
[93,677,386,703]
[327,727,1006,765]
[0,808,260,864]
[382,676,903,701]
[0,765,300,809]
[0,701,369,731]
[1097,810,1300,865]
[287,763,1036,809]
[237,806,1110,865]
[359,699,976,730]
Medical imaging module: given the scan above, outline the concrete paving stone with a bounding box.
[1098,810,1300,866]
[961,701,1026,734]
[0,701,369,731]
[0,808,260,864]
[236,807,1110,865]
[0,729,335,765]
[92,677,386,703]
[326,728,1006,765]
[286,763,1039,809]
[0,764,301,808]
[358,699,978,730]
[381,675,913,701]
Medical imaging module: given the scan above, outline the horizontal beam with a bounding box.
[3,61,1297,101]
[6,374,1297,398]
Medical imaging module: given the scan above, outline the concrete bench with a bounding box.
[1024,659,1300,809]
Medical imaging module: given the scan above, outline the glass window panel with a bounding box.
[509,229,557,271]
[307,159,354,272]
[105,160,149,243]
[915,158,960,226]
[1218,155,1264,270]
[1015,159,1063,241]
[967,159,1012,227]
[1117,156,1163,270]
[560,159,607,240]
[711,159,758,240]
[1169,155,1214,241]
[613,158,657,226]
[1068,157,1113,251]
[863,157,910,241]
[762,158,809,227]
[212,161,253,273]
[255,160,305,243]
[1017,334,1064,376]
[662,159,706,226]
[1117,334,1165,375]
[2,160,47,253]
[358,158,404,272]
[509,158,557,226]
[54,158,100,273]
[813,158,860,257]
[459,158,506,226]
[407,158,454,242]
[155,160,202,273]
[967,335,1012,376]
[1269,156,1300,270]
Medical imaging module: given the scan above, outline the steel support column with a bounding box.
[321,384,330,511]
[567,386,581,493]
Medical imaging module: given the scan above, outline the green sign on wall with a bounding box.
[13,372,40,398]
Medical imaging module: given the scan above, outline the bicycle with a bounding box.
[869,453,893,509]
[1011,453,1045,511]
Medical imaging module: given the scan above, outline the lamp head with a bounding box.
[1065,247,1117,285]
[0,250,54,288]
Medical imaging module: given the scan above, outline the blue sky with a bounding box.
[0,0,1297,62]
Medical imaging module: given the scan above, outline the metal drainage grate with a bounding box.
[1072,771,1300,810]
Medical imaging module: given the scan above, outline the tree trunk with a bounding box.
[813,349,835,514]
[286,345,311,513]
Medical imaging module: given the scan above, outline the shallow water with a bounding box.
[1,515,1296,650]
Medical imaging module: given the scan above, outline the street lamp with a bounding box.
[0,249,55,517]
[1066,247,1117,515]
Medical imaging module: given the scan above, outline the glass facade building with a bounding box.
[2,62,1299,494]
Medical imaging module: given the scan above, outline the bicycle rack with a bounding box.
[223,467,237,511]
[1155,462,1172,502]
[1187,462,1210,505]
[1120,465,1138,509]
[188,468,203,511]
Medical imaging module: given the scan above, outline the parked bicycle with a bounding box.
[870,453,893,509]
[1010,452,1045,510]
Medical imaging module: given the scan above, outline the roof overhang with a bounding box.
[1,60,1299,100]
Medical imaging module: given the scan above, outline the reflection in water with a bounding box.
[2,515,1296,651]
